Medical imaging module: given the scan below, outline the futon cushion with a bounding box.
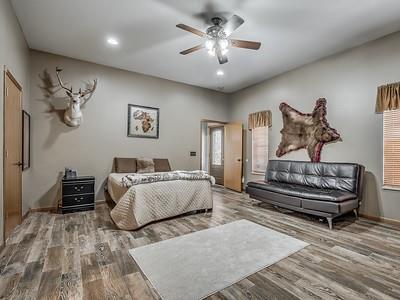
[137,158,155,173]
[114,158,137,173]
[266,160,360,193]
[247,181,357,203]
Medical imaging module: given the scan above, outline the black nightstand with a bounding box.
[61,176,95,214]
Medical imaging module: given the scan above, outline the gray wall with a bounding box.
[3,0,400,240]
[230,32,400,221]
[0,0,30,244]
[27,51,229,209]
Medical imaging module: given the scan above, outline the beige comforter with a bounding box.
[109,173,213,230]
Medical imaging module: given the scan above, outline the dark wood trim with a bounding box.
[30,207,58,213]
[22,110,30,170]
[5,69,22,92]
[200,119,228,124]
[28,200,104,215]
[22,209,30,222]
[360,213,400,227]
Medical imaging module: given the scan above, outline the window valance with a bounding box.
[376,82,400,113]
[248,110,272,130]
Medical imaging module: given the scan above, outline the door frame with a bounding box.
[199,119,227,171]
[3,67,23,243]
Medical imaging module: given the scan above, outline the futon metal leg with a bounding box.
[327,217,333,230]
[353,208,359,219]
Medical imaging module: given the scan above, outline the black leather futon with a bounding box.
[246,160,365,229]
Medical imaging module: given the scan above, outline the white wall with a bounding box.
[27,51,229,209]
[201,122,209,172]
[0,0,30,244]
[230,32,400,221]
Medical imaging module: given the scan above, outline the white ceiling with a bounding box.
[11,0,400,93]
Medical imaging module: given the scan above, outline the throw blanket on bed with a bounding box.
[121,170,215,187]
[110,180,213,230]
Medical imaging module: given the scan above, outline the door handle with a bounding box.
[13,161,23,167]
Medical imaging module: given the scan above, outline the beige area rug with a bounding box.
[129,219,308,300]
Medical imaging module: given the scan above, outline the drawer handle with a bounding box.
[74,197,84,203]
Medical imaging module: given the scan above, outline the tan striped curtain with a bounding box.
[376,82,400,113]
[248,110,272,130]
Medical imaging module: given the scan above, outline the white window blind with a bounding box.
[383,109,400,188]
[252,126,268,174]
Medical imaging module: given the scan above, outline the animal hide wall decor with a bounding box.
[276,98,341,162]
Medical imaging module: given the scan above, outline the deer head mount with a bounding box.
[55,67,97,127]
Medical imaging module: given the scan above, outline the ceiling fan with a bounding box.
[176,15,261,64]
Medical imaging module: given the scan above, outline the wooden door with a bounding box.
[4,71,23,241]
[209,126,224,185]
[224,123,243,192]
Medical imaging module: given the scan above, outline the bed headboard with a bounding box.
[113,157,171,173]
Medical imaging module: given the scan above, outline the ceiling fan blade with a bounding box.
[230,39,261,50]
[176,24,205,37]
[216,49,228,64]
[223,15,244,37]
[179,45,204,55]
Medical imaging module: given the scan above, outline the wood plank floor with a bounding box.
[1,187,400,299]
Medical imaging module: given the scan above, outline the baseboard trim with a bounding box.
[360,213,400,227]
[22,209,30,221]
[27,200,105,216]
[30,206,58,213]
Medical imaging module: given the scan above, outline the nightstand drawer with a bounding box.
[63,194,94,207]
[62,204,94,214]
[63,181,94,195]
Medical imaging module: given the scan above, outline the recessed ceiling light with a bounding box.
[107,37,119,46]
[216,70,224,76]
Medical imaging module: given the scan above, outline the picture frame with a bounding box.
[127,104,159,139]
[22,110,31,170]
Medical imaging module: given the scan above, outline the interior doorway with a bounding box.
[200,120,243,192]
[3,70,23,241]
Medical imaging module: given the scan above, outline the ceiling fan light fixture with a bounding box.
[176,14,261,64]
[205,39,215,50]
[218,39,229,50]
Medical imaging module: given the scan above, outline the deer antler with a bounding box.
[55,67,73,94]
[80,78,97,97]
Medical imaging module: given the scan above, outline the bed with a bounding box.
[107,158,214,230]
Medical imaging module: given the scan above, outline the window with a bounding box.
[383,109,400,188]
[252,126,268,174]
[211,128,223,166]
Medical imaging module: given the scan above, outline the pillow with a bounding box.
[137,158,155,173]
[114,158,137,173]
[154,159,171,172]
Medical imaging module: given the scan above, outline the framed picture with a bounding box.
[127,104,159,138]
[22,110,31,170]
